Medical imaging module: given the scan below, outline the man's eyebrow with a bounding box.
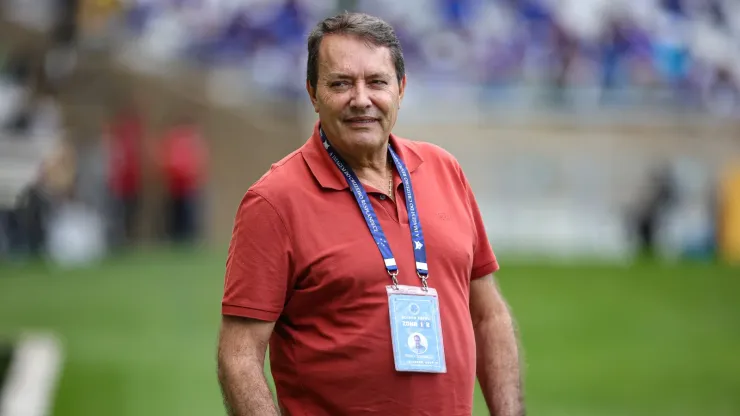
[366,72,391,79]
[325,72,353,79]
[324,72,392,79]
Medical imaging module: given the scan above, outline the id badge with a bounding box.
[387,285,447,373]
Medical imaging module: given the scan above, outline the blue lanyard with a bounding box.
[320,128,429,289]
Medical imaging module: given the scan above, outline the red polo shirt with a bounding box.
[106,112,143,198]
[222,122,499,416]
[158,125,208,197]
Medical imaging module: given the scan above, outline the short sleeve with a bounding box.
[458,166,499,279]
[222,190,293,321]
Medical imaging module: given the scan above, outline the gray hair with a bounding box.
[306,12,405,90]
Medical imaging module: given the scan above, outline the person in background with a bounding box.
[630,164,678,258]
[105,100,143,247]
[14,139,78,258]
[157,115,208,244]
[548,21,579,103]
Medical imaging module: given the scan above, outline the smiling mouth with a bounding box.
[345,118,377,124]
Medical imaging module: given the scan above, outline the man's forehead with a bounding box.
[318,34,394,76]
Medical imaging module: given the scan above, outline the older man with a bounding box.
[218,12,524,416]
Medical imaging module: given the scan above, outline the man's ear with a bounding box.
[306,80,319,113]
[398,74,407,108]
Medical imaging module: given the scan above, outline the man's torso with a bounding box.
[253,135,487,415]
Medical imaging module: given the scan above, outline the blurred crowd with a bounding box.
[0,42,208,266]
[6,0,738,111]
[1,0,739,266]
[99,0,740,113]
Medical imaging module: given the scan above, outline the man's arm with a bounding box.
[217,315,279,416]
[470,274,524,416]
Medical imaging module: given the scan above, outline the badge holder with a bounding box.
[387,272,447,373]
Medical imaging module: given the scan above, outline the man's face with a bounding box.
[307,34,406,153]
[414,335,421,346]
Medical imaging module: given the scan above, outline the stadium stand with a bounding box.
[96,0,740,114]
[1,0,738,257]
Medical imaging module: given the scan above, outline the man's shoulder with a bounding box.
[247,147,312,200]
[397,136,461,169]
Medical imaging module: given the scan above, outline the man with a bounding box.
[105,100,143,246]
[411,334,426,355]
[218,12,524,416]
[157,115,208,243]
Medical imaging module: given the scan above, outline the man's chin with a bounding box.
[344,120,380,130]
[343,129,386,146]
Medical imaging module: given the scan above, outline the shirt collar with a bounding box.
[302,120,424,191]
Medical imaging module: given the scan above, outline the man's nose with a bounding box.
[350,82,372,109]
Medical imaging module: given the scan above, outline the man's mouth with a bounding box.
[345,117,378,124]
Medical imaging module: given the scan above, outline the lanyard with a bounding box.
[320,128,429,289]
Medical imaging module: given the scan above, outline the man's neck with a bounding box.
[342,147,390,181]
[322,131,394,197]
[323,131,392,182]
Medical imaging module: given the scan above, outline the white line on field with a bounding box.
[0,333,64,416]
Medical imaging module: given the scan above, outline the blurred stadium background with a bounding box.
[0,0,739,415]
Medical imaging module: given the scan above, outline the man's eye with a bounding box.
[331,81,350,87]
[371,80,388,85]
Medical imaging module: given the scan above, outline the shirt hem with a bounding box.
[222,304,281,321]
[471,260,499,280]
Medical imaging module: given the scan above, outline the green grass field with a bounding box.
[1,249,738,415]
